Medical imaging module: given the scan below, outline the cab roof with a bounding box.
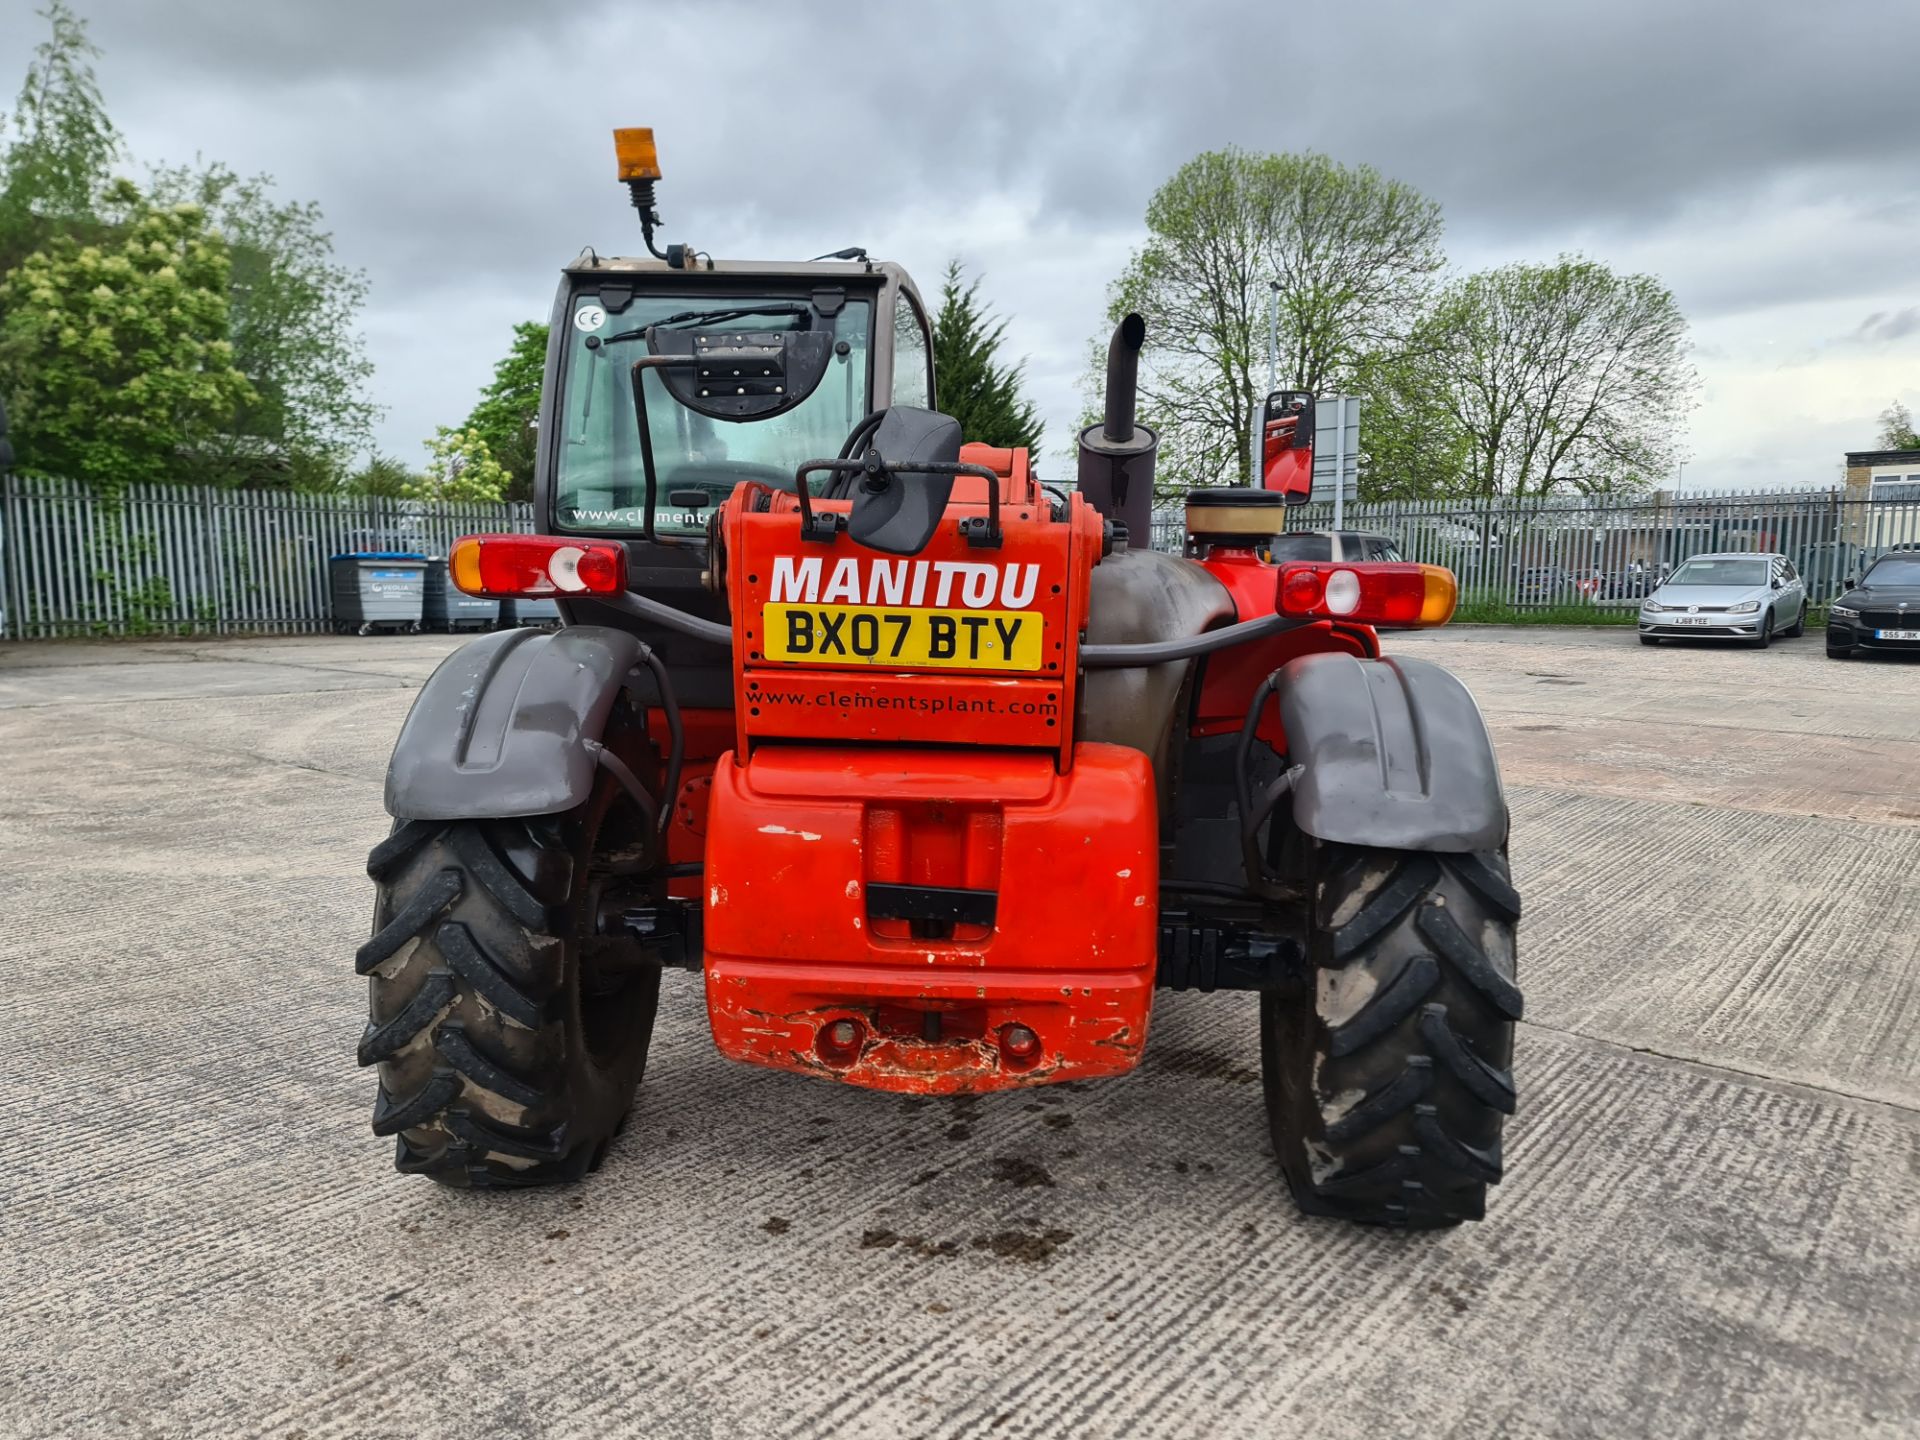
[562,252,924,307]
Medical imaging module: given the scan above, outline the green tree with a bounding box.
[930,261,1041,452]
[0,179,256,494]
[0,1,119,269]
[1102,148,1444,492]
[463,321,546,501]
[147,162,379,485]
[1350,349,1472,501]
[408,427,507,503]
[1876,400,1919,450]
[345,453,418,498]
[1397,258,1695,498]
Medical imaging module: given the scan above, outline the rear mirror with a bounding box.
[1845,576,1857,589]
[668,488,709,509]
[845,407,964,556]
[1260,390,1315,505]
[1771,577,1783,589]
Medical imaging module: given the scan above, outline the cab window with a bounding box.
[551,291,874,535]
[892,292,932,409]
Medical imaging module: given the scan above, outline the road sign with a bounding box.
[1312,395,1360,518]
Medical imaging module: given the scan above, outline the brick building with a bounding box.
[1843,447,1920,551]
[1845,448,1920,502]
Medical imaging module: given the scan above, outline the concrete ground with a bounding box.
[1,626,1916,1439]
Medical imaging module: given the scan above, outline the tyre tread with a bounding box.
[1266,841,1521,1229]
[355,868,461,974]
[356,796,659,1192]
[450,825,552,930]
[1327,854,1438,961]
[357,969,455,1064]
[1324,1057,1432,1143]
[435,920,545,1028]
[1327,952,1437,1057]
[1415,898,1524,1019]
[372,1074,460,1136]
[434,1022,548,1108]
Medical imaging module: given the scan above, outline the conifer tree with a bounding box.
[931,261,1042,453]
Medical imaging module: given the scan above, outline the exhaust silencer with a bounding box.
[1077,313,1157,545]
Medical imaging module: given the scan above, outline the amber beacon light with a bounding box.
[612,127,662,182]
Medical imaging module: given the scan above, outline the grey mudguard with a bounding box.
[1278,652,1507,853]
[385,625,644,821]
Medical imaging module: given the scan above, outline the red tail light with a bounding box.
[1277,562,1457,627]
[449,534,627,599]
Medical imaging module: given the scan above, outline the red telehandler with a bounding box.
[357,130,1521,1227]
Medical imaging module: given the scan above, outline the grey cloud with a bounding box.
[1852,307,1920,345]
[38,0,1920,238]
[3,0,1916,470]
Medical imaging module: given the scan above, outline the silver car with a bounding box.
[1638,552,1808,648]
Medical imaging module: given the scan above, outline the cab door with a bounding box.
[891,290,934,409]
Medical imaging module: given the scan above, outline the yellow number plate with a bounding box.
[762,604,1044,670]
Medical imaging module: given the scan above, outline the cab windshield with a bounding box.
[553,290,873,535]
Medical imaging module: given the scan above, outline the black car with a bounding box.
[1602,567,1656,601]
[1827,549,1920,658]
[1514,566,1571,604]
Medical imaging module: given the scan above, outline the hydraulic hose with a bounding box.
[603,589,733,647]
[1079,611,1298,668]
[586,639,685,858]
[585,739,659,836]
[633,644,683,843]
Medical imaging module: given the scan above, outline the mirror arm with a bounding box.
[792,458,860,541]
[791,456,1002,547]
[627,356,697,543]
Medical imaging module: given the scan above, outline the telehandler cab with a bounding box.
[357,129,1521,1227]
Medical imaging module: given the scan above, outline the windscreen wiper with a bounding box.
[595,304,811,347]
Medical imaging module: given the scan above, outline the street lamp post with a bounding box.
[1266,281,1279,396]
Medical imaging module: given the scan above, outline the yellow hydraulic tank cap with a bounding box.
[1184,487,1290,546]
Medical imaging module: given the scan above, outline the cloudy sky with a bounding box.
[6,0,1918,490]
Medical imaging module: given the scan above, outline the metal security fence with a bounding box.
[0,474,532,639]
[1151,486,1920,609]
[6,474,1920,639]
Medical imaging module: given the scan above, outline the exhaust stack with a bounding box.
[1077,314,1157,546]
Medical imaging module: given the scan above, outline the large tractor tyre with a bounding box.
[1262,842,1522,1228]
[356,727,661,1189]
